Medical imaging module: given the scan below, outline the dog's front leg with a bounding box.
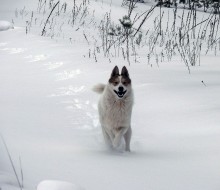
[102,127,113,149]
[124,126,132,152]
[103,127,115,148]
[113,127,128,148]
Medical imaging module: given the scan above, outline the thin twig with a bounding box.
[133,5,157,37]
[0,135,23,190]
[41,1,60,36]
[180,17,210,40]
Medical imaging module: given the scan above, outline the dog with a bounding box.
[93,66,134,151]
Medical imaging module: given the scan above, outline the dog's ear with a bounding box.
[121,66,129,78]
[111,66,119,77]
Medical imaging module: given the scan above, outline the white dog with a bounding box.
[93,66,134,151]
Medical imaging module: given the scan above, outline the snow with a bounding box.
[0,0,220,190]
[0,21,14,31]
[37,180,83,190]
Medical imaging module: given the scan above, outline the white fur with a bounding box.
[92,83,105,94]
[93,82,134,151]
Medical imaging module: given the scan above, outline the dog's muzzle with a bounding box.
[114,90,127,98]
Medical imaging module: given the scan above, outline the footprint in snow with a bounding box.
[24,54,48,62]
[1,47,26,54]
[56,69,82,81]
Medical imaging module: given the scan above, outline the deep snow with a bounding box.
[1,0,220,190]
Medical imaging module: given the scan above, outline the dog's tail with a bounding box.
[92,83,106,94]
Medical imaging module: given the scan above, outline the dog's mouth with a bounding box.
[114,90,127,98]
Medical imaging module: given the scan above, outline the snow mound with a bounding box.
[37,180,84,190]
[0,21,14,31]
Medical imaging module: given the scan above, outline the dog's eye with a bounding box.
[113,82,119,86]
[123,82,127,86]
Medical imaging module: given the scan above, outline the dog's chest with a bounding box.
[100,98,132,128]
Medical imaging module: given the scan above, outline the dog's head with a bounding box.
[108,66,131,99]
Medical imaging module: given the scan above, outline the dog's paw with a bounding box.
[125,146,131,152]
[113,138,120,148]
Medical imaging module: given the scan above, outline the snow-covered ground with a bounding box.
[1,0,220,190]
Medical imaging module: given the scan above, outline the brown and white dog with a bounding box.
[93,66,134,151]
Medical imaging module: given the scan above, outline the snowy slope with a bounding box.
[1,0,220,190]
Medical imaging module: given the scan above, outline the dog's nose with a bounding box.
[118,86,124,92]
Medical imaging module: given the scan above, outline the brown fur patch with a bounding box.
[109,75,131,86]
[121,76,131,86]
[108,75,120,85]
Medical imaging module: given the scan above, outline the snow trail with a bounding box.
[1,1,220,190]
